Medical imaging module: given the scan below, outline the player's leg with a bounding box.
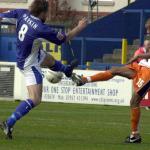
[27,84,42,105]
[41,52,78,77]
[87,66,136,81]
[0,66,43,139]
[125,92,142,143]
[6,84,42,127]
[125,67,150,143]
[110,66,136,79]
[72,66,136,86]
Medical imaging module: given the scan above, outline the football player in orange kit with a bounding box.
[72,40,150,143]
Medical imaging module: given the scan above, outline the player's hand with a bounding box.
[77,18,88,30]
[66,18,88,41]
[126,56,139,65]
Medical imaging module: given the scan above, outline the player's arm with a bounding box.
[133,49,143,63]
[0,10,19,19]
[39,26,67,45]
[127,53,150,64]
[39,18,88,45]
[136,53,150,59]
[0,9,27,19]
[66,18,88,42]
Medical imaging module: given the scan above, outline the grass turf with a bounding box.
[0,101,149,150]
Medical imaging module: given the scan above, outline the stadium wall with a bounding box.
[14,68,132,106]
[0,62,133,106]
[1,62,150,106]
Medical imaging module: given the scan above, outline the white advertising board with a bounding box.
[14,67,133,106]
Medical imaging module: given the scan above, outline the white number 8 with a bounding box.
[18,24,28,41]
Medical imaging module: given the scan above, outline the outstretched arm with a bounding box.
[0,9,26,19]
[40,18,88,45]
[127,53,150,64]
[0,10,16,19]
[136,53,150,59]
[66,18,88,42]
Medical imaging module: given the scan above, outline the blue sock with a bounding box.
[6,99,34,128]
[50,60,68,73]
[50,60,73,77]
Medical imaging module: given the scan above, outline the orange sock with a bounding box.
[85,71,113,82]
[131,107,140,134]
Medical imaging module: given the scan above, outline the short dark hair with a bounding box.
[29,0,49,17]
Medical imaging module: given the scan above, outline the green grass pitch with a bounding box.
[0,101,150,150]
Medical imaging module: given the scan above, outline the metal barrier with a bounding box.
[121,39,128,64]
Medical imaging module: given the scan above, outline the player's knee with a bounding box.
[29,95,42,106]
[41,53,55,68]
[130,99,138,108]
[130,94,141,108]
[27,85,43,106]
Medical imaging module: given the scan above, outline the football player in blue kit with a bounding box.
[0,0,88,139]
